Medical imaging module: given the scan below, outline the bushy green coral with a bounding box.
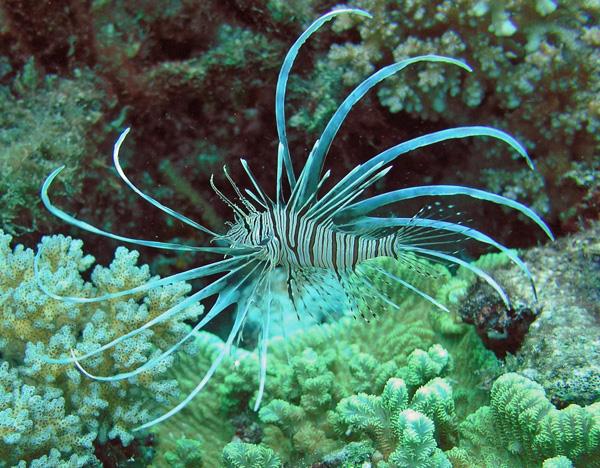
[154,255,497,466]
[387,409,451,468]
[447,373,600,467]
[334,370,454,466]
[492,373,599,464]
[543,455,575,468]
[149,249,598,466]
[163,438,203,468]
[0,231,203,465]
[0,63,107,235]
[222,441,281,468]
[257,349,341,461]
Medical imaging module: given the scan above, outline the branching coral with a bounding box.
[286,0,599,230]
[0,361,94,467]
[147,246,598,466]
[153,255,498,465]
[0,231,202,465]
[222,441,280,468]
[162,438,203,468]
[447,373,600,467]
[334,364,455,465]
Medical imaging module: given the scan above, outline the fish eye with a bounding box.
[259,235,272,246]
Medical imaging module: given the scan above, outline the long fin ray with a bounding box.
[35,252,251,304]
[72,290,236,382]
[362,264,449,312]
[71,264,260,382]
[254,279,272,411]
[401,245,511,308]
[133,262,269,431]
[327,126,534,204]
[276,8,372,189]
[356,273,401,310]
[336,185,554,240]
[296,55,471,205]
[276,143,284,207]
[113,128,218,236]
[41,167,251,253]
[240,159,273,206]
[41,261,256,365]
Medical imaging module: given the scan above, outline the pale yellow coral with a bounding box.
[0,231,203,465]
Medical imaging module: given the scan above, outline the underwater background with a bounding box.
[0,0,598,467]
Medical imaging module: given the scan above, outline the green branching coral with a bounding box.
[492,373,600,464]
[162,438,203,468]
[387,409,451,468]
[334,366,455,466]
[146,245,597,466]
[152,255,499,466]
[222,441,281,468]
[258,349,340,460]
[0,231,202,465]
[447,373,600,467]
[543,455,575,468]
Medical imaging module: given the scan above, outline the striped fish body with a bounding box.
[267,208,397,272]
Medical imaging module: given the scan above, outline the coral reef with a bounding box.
[1,2,597,466]
[148,249,599,466]
[152,256,495,465]
[309,0,599,231]
[1,229,597,466]
[156,321,599,467]
[0,231,202,465]
[333,359,454,466]
[447,373,600,467]
[222,441,280,468]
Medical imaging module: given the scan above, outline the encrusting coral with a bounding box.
[517,228,600,406]
[0,231,202,466]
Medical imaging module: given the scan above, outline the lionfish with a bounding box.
[35,8,553,430]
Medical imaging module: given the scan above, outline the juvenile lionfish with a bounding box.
[36,8,553,430]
